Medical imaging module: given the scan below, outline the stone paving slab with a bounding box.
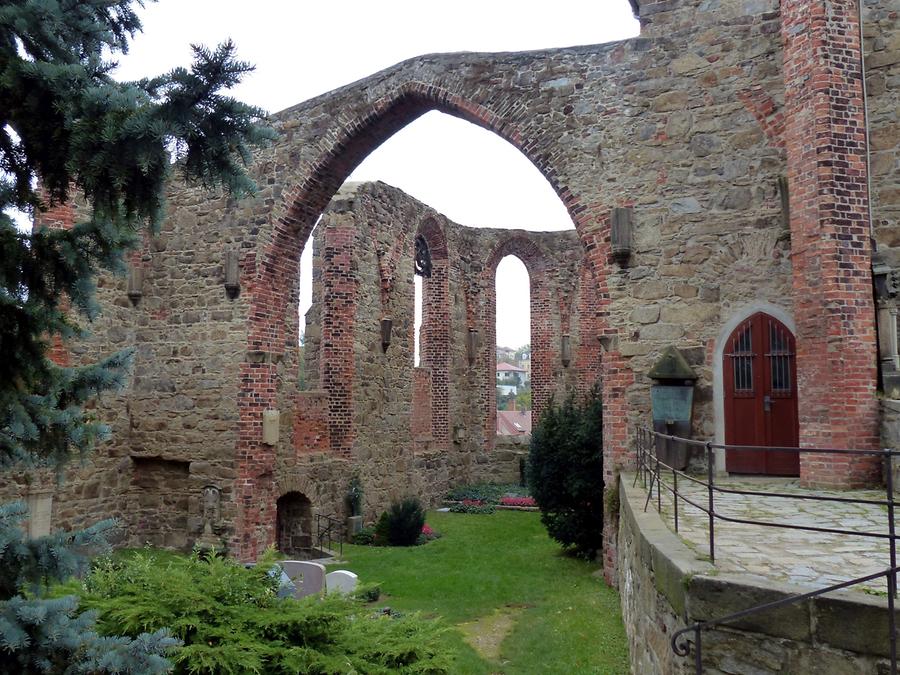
[635,474,894,595]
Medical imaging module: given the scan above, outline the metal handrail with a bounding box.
[633,426,899,674]
[315,513,344,559]
[671,566,900,674]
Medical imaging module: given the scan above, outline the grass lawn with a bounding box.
[332,510,629,674]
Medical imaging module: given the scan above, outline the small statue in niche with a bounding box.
[201,485,221,532]
[197,485,222,549]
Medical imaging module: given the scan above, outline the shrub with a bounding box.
[61,550,454,674]
[377,498,426,547]
[352,525,377,546]
[528,385,604,559]
[445,483,530,504]
[448,502,496,515]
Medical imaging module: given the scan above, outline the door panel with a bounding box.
[724,313,799,476]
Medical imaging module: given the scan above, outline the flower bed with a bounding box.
[499,496,536,508]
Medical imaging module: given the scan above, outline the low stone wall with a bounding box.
[618,475,895,674]
[471,436,529,485]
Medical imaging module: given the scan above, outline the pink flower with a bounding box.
[462,499,484,506]
[422,524,434,536]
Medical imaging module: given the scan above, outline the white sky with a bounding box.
[107,1,639,349]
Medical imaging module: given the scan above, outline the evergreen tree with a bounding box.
[528,386,604,559]
[0,1,273,670]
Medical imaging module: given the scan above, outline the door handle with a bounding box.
[764,395,772,412]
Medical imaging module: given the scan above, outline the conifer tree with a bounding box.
[0,1,273,670]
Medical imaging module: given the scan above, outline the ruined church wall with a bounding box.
[298,181,587,520]
[6,0,888,560]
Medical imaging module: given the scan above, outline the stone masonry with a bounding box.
[1,1,897,586]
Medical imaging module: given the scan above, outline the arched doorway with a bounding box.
[276,492,313,556]
[723,312,799,475]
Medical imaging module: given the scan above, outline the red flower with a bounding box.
[422,524,434,536]
[500,496,536,507]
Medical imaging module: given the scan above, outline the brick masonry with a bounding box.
[0,1,895,584]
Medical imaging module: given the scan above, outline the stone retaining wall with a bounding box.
[618,474,894,674]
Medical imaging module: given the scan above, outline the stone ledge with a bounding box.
[620,473,713,618]
[620,474,895,657]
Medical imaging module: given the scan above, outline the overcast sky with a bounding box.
[113,1,640,350]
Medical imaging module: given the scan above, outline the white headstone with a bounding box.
[280,560,326,599]
[326,570,359,595]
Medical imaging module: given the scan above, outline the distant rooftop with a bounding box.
[497,409,532,436]
[497,361,526,373]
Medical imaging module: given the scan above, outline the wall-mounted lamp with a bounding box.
[380,317,393,353]
[224,250,241,299]
[611,207,634,266]
[127,266,144,307]
[466,328,479,366]
[561,334,572,368]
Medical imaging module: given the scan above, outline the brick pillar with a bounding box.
[33,199,76,366]
[320,222,358,458]
[529,274,554,423]
[781,0,880,486]
[421,258,450,447]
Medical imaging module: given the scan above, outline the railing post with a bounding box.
[656,449,662,514]
[885,449,898,675]
[887,449,897,599]
[693,626,703,675]
[673,467,679,533]
[706,441,715,565]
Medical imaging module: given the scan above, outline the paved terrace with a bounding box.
[635,474,894,596]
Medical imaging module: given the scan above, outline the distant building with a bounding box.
[497,409,532,436]
[496,361,527,395]
[496,345,516,364]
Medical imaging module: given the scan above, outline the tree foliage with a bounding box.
[54,550,454,674]
[0,1,273,670]
[527,386,604,559]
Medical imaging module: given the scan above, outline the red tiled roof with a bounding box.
[496,361,526,372]
[497,410,532,435]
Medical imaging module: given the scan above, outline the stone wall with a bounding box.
[618,475,895,674]
[866,0,900,268]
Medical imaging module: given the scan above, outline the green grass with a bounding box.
[332,510,629,674]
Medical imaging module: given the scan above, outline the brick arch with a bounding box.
[481,234,554,446]
[234,81,616,560]
[414,217,451,447]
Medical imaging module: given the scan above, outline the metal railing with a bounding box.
[634,426,900,674]
[315,513,343,559]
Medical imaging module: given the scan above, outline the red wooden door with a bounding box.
[724,313,799,476]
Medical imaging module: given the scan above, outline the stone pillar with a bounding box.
[782,0,881,487]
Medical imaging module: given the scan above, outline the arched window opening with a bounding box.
[414,274,423,367]
[297,229,315,390]
[495,255,532,435]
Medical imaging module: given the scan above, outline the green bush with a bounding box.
[528,385,604,559]
[352,525,377,546]
[376,498,426,547]
[445,483,530,504]
[58,550,454,674]
[448,502,496,515]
